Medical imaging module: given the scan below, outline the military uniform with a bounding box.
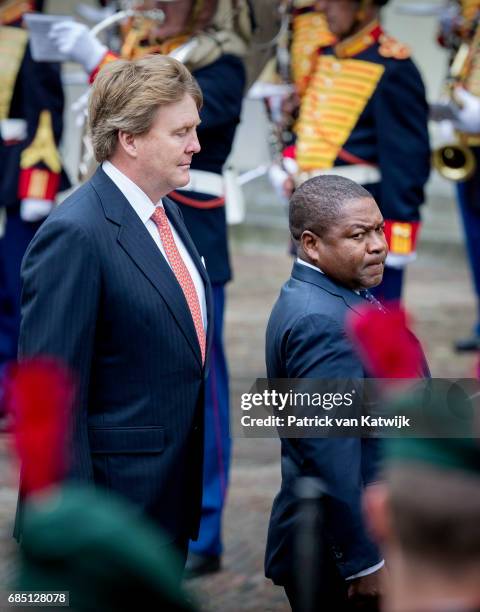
[288,12,431,301]
[451,0,480,349]
[0,1,68,373]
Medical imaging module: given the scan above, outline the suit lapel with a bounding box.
[90,168,204,366]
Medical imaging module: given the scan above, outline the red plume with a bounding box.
[346,303,425,379]
[6,358,75,496]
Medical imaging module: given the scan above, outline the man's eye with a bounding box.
[376,226,385,234]
[351,233,364,240]
[176,130,187,137]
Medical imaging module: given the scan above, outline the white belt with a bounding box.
[297,164,381,186]
[0,118,27,142]
[182,170,224,197]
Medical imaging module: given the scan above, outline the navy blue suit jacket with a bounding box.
[18,167,213,541]
[265,262,381,584]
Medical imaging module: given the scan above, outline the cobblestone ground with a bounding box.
[0,235,477,612]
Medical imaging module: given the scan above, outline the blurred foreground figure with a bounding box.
[7,359,195,611]
[49,1,252,575]
[348,293,480,612]
[0,0,69,392]
[365,413,480,612]
[277,0,430,303]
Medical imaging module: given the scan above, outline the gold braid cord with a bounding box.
[20,110,61,173]
[0,26,28,121]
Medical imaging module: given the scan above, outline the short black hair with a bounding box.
[289,175,373,242]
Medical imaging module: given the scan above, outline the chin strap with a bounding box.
[355,0,372,22]
[343,0,373,38]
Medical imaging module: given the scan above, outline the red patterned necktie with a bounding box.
[151,206,206,364]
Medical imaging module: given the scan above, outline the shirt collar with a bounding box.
[102,160,163,225]
[296,257,361,294]
[296,257,324,274]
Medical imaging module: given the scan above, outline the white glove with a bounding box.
[452,87,480,134]
[437,119,456,144]
[268,163,288,204]
[48,21,108,74]
[20,198,54,222]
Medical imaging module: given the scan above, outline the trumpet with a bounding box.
[432,141,476,181]
[432,20,480,182]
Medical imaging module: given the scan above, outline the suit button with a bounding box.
[332,547,343,560]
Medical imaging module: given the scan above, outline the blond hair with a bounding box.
[88,54,203,163]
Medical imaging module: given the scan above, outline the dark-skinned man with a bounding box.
[265,175,388,611]
[281,0,430,304]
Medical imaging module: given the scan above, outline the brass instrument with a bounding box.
[433,13,480,182]
[432,140,476,181]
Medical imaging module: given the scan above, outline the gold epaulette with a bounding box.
[0,26,28,120]
[378,34,411,60]
[461,0,480,24]
[0,0,33,25]
[291,11,335,96]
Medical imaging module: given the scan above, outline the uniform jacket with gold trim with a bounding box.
[0,22,69,211]
[293,20,430,228]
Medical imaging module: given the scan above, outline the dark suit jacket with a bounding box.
[265,262,382,585]
[18,167,213,542]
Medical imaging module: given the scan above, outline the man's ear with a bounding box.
[301,230,320,264]
[363,482,393,548]
[117,130,138,159]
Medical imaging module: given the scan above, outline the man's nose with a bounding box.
[187,132,201,154]
[367,231,388,254]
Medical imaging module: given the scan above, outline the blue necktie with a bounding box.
[359,289,387,313]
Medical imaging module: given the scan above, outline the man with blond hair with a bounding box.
[18,55,212,567]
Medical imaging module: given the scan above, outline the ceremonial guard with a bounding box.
[281,0,430,302]
[0,0,68,383]
[49,0,251,576]
[436,0,480,351]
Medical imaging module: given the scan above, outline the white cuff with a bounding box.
[346,559,385,581]
[20,198,54,222]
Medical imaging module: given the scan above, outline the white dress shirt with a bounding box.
[102,161,207,329]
